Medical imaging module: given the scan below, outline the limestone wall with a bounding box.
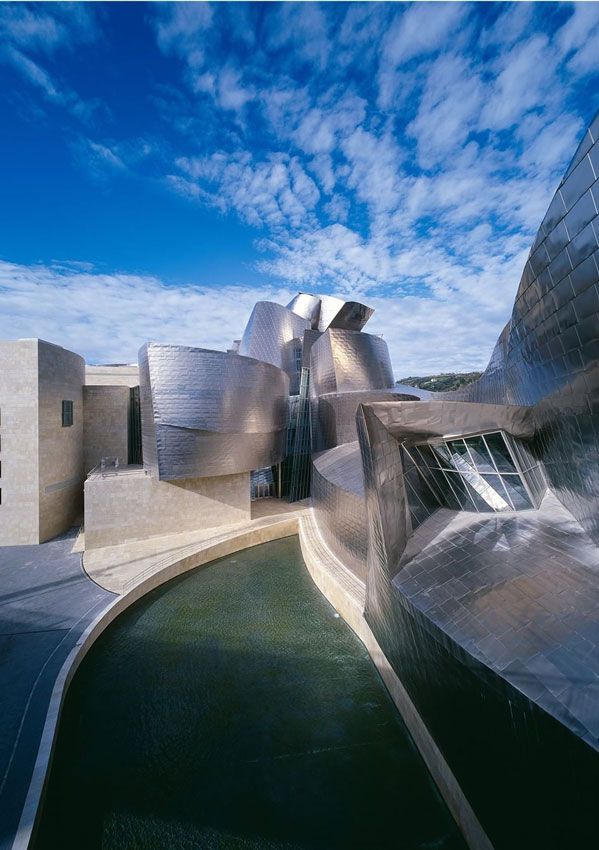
[0,340,40,544]
[85,365,139,387]
[83,385,130,473]
[84,467,251,549]
[37,341,85,542]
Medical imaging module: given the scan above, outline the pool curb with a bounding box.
[297,511,494,850]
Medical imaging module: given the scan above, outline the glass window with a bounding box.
[61,400,73,427]
[444,470,475,510]
[437,472,463,511]
[480,474,513,510]
[432,443,454,469]
[415,444,438,468]
[412,430,544,514]
[501,474,533,510]
[464,436,495,473]
[446,439,470,460]
[483,432,516,473]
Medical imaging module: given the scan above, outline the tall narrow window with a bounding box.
[61,400,73,427]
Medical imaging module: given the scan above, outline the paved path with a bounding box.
[0,529,115,850]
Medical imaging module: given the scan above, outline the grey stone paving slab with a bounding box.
[0,528,115,850]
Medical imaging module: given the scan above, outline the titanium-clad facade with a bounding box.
[315,390,418,451]
[309,329,394,397]
[238,301,310,394]
[312,442,368,580]
[335,111,599,849]
[139,343,289,480]
[287,292,374,332]
[309,329,397,573]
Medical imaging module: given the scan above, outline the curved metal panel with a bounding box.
[239,301,310,393]
[310,329,395,397]
[287,292,374,331]
[327,300,375,332]
[316,390,419,450]
[139,343,289,480]
[411,111,599,544]
[286,292,321,327]
[312,442,368,581]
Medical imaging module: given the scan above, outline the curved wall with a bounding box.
[316,390,419,450]
[350,112,599,850]
[287,293,374,332]
[420,111,599,544]
[312,442,368,581]
[139,343,289,480]
[310,329,395,397]
[238,301,310,391]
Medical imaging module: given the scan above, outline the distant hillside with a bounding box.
[397,372,482,392]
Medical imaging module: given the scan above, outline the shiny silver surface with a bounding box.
[286,292,322,327]
[139,343,289,480]
[352,112,599,760]
[306,111,599,841]
[287,292,374,331]
[312,442,368,580]
[309,329,394,396]
[316,390,418,450]
[367,400,535,443]
[416,109,599,545]
[238,301,310,393]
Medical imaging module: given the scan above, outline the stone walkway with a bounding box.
[0,529,115,850]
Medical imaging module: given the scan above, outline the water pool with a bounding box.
[33,537,465,849]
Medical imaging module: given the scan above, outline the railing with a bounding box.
[88,458,149,478]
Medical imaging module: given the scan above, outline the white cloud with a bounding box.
[479,34,559,131]
[170,151,320,230]
[480,3,535,49]
[265,3,331,71]
[215,65,254,112]
[557,3,599,76]
[0,4,99,120]
[341,128,404,215]
[0,253,517,377]
[377,3,465,108]
[0,259,295,365]
[6,2,599,380]
[0,3,96,52]
[153,2,213,60]
[407,54,483,168]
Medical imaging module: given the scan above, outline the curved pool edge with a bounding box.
[297,511,493,850]
[11,514,302,850]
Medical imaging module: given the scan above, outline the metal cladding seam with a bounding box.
[139,342,289,480]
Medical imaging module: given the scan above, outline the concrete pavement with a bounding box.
[0,528,114,850]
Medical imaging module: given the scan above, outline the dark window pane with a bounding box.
[429,468,459,508]
[415,444,438,469]
[484,432,516,472]
[480,474,513,511]
[464,436,495,472]
[446,471,476,510]
[446,439,469,459]
[61,400,73,427]
[501,474,533,510]
[462,479,494,512]
[432,443,453,469]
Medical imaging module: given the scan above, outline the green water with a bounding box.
[34,538,466,849]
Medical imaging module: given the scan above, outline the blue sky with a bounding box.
[1,2,598,374]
